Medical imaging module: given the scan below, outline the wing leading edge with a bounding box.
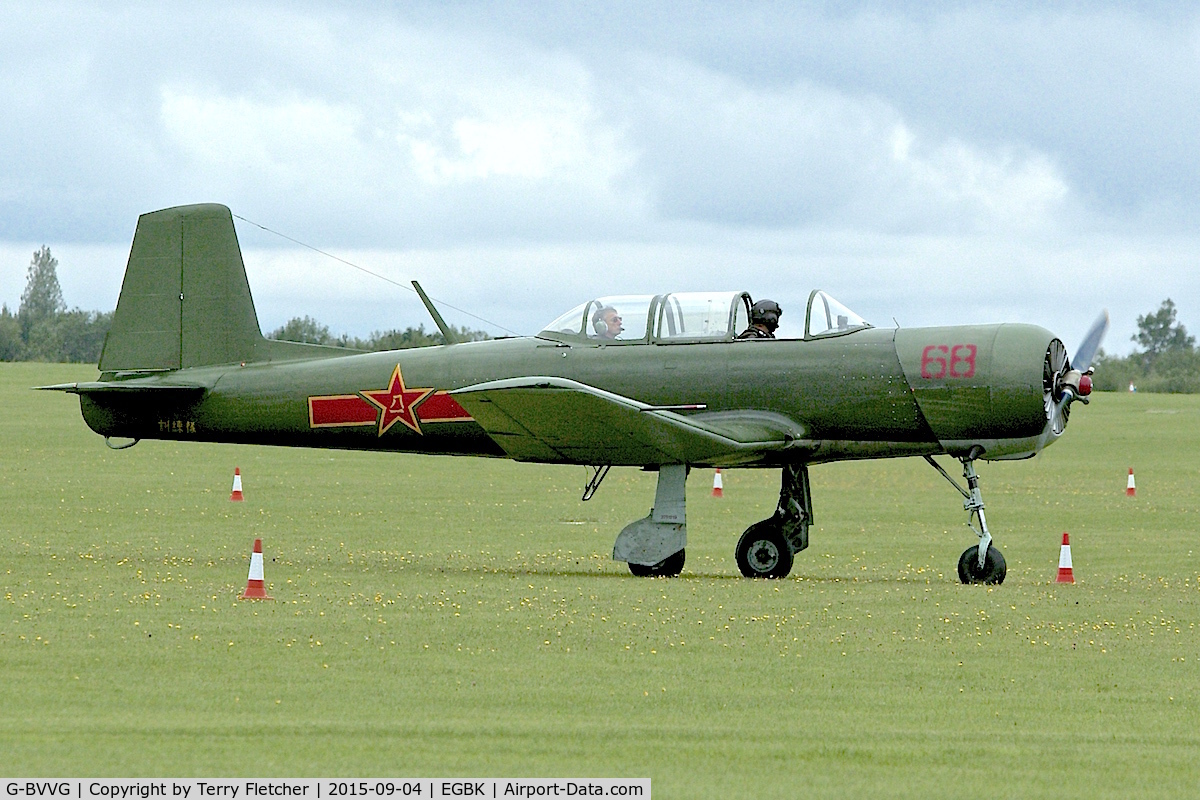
[451,376,806,466]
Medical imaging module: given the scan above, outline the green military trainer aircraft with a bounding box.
[43,203,1108,583]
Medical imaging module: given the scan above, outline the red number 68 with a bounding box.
[921,344,977,379]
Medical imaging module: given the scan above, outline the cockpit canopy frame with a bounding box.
[539,291,753,344]
[538,290,870,343]
[804,290,872,339]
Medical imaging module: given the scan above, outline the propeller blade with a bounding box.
[1072,310,1109,372]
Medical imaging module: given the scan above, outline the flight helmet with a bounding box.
[749,299,782,332]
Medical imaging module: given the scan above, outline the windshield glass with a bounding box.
[805,291,871,337]
[539,295,654,342]
[540,302,590,337]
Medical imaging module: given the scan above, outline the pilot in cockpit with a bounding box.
[738,299,781,339]
[592,306,624,339]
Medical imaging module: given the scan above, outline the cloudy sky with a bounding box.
[2,1,1197,350]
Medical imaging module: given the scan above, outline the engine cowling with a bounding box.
[895,324,1059,459]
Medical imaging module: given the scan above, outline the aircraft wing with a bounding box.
[451,376,806,466]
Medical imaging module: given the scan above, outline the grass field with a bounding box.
[2,362,1198,796]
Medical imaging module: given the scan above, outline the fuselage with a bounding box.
[78,322,1060,467]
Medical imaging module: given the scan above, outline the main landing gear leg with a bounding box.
[613,464,687,577]
[735,463,812,579]
[923,451,1007,585]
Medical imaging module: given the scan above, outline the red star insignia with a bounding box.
[360,365,434,436]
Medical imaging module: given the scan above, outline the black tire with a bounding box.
[735,520,794,579]
[957,544,1006,585]
[628,549,685,577]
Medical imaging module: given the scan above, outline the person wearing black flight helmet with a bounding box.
[738,299,782,339]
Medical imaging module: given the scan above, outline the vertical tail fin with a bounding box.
[99,204,266,371]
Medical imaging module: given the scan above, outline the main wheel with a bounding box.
[957,544,1006,585]
[628,549,685,577]
[735,520,794,579]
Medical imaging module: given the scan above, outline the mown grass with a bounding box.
[2,362,1198,796]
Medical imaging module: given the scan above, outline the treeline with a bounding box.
[1091,299,1199,393]
[3,245,1191,389]
[1,247,113,362]
[1,245,487,364]
[1093,349,1200,393]
[268,315,490,350]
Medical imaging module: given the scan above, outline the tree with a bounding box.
[0,305,20,361]
[269,316,333,345]
[271,316,491,350]
[1133,298,1194,365]
[18,245,66,343]
[57,309,114,363]
[351,323,490,350]
[358,325,444,350]
[446,324,492,344]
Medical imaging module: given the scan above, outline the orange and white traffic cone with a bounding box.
[712,469,724,498]
[1056,532,1075,584]
[1126,468,1136,497]
[230,467,244,502]
[241,538,273,600]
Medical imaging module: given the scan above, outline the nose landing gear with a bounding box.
[924,452,1007,585]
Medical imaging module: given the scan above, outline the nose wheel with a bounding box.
[957,544,1006,584]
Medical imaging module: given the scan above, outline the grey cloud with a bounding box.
[601,57,1071,234]
[1,4,650,246]
[5,2,1199,244]
[436,3,1200,227]
[2,1,1198,355]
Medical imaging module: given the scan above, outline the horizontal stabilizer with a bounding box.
[452,376,804,466]
[37,381,207,398]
